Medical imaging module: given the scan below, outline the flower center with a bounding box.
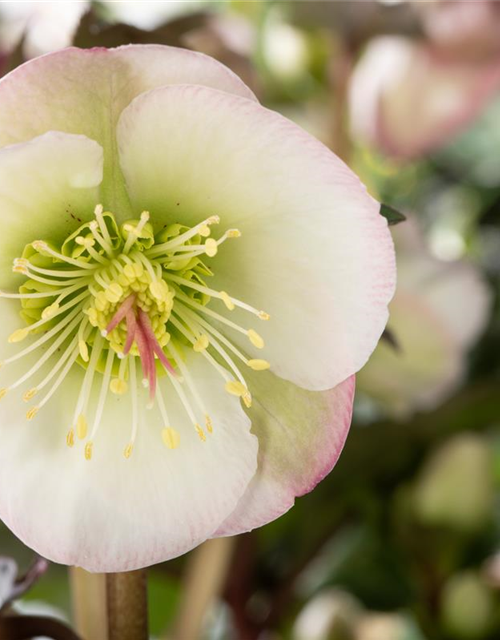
[0,205,270,459]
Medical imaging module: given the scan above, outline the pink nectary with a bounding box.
[105,295,175,399]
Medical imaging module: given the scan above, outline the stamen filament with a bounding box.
[88,347,115,441]
[146,215,220,257]
[31,242,100,269]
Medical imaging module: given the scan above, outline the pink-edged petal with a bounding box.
[215,373,354,536]
[0,131,103,289]
[350,37,500,159]
[0,44,256,213]
[117,84,395,391]
[0,300,258,572]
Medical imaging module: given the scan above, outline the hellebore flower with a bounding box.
[349,36,500,160]
[0,45,395,571]
[357,219,490,418]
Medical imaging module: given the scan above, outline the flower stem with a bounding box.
[106,570,148,640]
[170,537,236,640]
[70,567,107,640]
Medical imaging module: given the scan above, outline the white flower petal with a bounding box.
[0,131,103,289]
[0,300,258,572]
[117,84,395,391]
[216,373,354,536]
[0,45,256,212]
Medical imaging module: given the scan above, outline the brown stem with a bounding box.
[106,570,148,640]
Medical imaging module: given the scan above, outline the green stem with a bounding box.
[106,570,148,640]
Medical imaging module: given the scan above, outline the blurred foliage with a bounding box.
[0,1,499,639]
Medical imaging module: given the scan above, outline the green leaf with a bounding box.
[380,203,407,226]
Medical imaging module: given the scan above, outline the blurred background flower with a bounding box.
[0,2,499,639]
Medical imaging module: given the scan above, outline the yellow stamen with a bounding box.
[0,388,8,400]
[193,334,209,352]
[225,380,248,397]
[66,429,75,448]
[199,224,211,237]
[161,427,180,450]
[84,442,93,460]
[8,328,29,343]
[195,424,206,442]
[26,406,39,421]
[248,359,271,371]
[258,311,270,321]
[227,229,241,238]
[220,291,235,311]
[110,378,128,395]
[41,303,60,320]
[205,238,218,257]
[205,414,213,434]
[124,443,133,459]
[77,414,88,440]
[23,388,38,401]
[248,329,265,349]
[79,339,89,362]
[243,392,252,408]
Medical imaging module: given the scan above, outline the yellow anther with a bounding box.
[227,229,241,238]
[123,263,136,279]
[205,238,218,257]
[12,264,28,274]
[193,334,209,352]
[195,424,207,442]
[220,291,235,311]
[258,311,270,321]
[105,283,123,303]
[32,241,48,252]
[110,378,128,395]
[41,303,60,320]
[14,258,28,268]
[248,359,271,371]
[23,388,38,401]
[79,340,89,362]
[124,443,133,459]
[225,380,248,397]
[140,210,150,222]
[84,442,93,461]
[161,427,180,450]
[205,415,213,434]
[207,215,220,225]
[243,392,252,408]
[89,220,99,231]
[77,414,88,440]
[149,280,169,301]
[26,406,39,421]
[199,224,211,237]
[248,329,265,349]
[8,328,29,343]
[75,236,95,248]
[66,429,75,448]
[94,204,104,216]
[0,388,8,400]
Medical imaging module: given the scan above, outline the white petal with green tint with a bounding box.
[0,45,256,214]
[215,372,354,536]
[0,131,103,289]
[117,84,395,391]
[0,299,258,572]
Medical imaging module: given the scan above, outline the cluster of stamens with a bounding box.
[0,205,271,459]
